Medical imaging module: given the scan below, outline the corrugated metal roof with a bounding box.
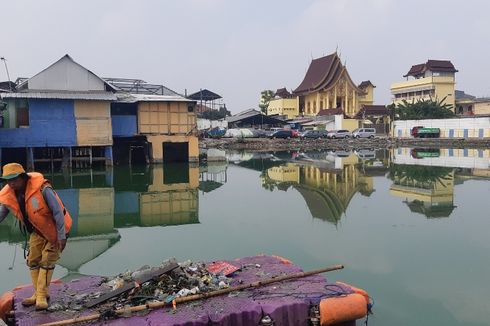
[115,93,194,103]
[0,91,117,101]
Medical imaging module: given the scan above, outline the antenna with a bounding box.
[0,57,13,91]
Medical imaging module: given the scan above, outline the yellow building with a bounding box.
[292,52,374,118]
[262,160,374,224]
[111,85,199,164]
[455,91,490,116]
[267,88,299,119]
[140,165,199,226]
[391,60,458,109]
[390,167,455,218]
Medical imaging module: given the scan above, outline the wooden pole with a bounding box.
[39,264,344,326]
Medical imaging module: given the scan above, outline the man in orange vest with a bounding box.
[0,163,72,310]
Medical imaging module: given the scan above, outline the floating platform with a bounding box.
[4,255,368,326]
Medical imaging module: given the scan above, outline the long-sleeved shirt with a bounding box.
[0,187,66,240]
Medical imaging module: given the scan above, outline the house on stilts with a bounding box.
[0,55,198,168]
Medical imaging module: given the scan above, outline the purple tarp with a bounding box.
[13,256,355,326]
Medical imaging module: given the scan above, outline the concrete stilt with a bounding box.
[26,147,35,171]
[62,147,71,168]
[104,146,113,166]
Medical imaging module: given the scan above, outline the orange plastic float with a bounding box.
[319,282,370,326]
[0,290,13,321]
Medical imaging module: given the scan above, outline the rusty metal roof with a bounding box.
[0,91,117,101]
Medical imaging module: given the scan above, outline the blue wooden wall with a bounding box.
[111,115,137,137]
[0,99,77,148]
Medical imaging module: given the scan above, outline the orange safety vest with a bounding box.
[0,172,72,244]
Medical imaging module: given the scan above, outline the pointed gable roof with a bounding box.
[358,80,375,89]
[188,89,222,101]
[293,52,362,96]
[274,87,292,98]
[17,54,116,92]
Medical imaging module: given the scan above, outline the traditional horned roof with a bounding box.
[293,52,362,96]
[274,87,292,98]
[358,80,375,89]
[404,60,458,77]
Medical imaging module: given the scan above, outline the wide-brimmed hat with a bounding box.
[1,163,26,180]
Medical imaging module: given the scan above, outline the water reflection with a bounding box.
[389,165,455,218]
[261,160,376,224]
[1,148,489,273]
[0,164,202,273]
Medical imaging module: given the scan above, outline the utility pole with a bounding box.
[0,57,13,91]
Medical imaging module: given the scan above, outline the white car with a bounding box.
[352,128,376,139]
[327,129,352,139]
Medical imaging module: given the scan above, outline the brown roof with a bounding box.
[293,53,344,95]
[318,108,344,116]
[275,87,292,98]
[355,105,389,118]
[358,80,375,89]
[404,60,458,77]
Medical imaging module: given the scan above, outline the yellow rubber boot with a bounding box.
[21,269,39,307]
[35,268,54,310]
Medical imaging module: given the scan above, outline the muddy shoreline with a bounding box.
[200,137,490,151]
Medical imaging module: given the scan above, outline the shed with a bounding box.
[227,109,287,128]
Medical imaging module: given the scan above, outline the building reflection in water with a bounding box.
[199,162,228,194]
[389,148,490,218]
[261,151,386,225]
[0,164,201,274]
[389,164,456,218]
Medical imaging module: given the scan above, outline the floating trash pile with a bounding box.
[49,258,240,312]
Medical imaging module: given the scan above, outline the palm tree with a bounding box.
[395,97,455,120]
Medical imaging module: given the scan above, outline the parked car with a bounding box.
[291,130,300,138]
[327,129,352,139]
[328,149,352,157]
[269,130,295,139]
[352,128,376,139]
[249,129,269,138]
[300,130,329,139]
[354,148,376,160]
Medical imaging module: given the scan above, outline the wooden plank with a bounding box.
[85,260,179,308]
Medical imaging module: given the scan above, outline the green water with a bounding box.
[1,148,490,325]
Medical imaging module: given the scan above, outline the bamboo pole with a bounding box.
[40,264,344,326]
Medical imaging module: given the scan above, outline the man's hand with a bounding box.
[56,239,67,252]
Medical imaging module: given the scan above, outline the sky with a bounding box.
[1,0,490,113]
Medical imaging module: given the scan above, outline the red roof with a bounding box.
[317,108,344,116]
[358,80,375,89]
[404,60,458,77]
[274,87,292,98]
[354,105,389,118]
[293,53,344,95]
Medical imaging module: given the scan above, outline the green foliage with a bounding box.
[394,98,455,120]
[259,90,275,114]
[199,105,230,120]
[388,164,453,188]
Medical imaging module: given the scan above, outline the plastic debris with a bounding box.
[73,258,235,310]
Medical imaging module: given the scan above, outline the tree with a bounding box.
[259,90,275,114]
[199,105,231,120]
[394,97,455,120]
